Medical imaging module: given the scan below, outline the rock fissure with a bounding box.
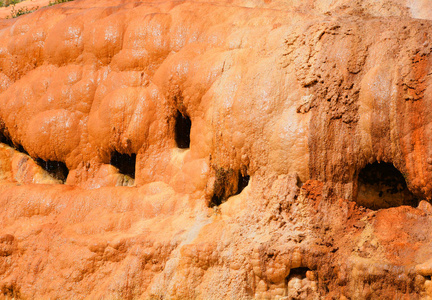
[174,110,191,149]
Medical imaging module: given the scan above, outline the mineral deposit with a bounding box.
[1,0,432,299]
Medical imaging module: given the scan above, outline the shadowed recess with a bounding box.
[0,130,28,154]
[285,267,315,298]
[175,110,191,149]
[0,130,10,145]
[209,169,250,207]
[0,130,14,148]
[286,267,310,281]
[110,151,136,179]
[210,189,225,208]
[36,158,69,183]
[356,162,419,210]
[237,173,250,195]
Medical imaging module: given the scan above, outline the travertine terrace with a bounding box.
[2,0,432,298]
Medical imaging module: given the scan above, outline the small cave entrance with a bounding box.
[209,169,250,208]
[356,162,419,210]
[237,172,250,195]
[36,158,69,183]
[110,151,136,179]
[286,267,310,281]
[0,130,11,145]
[210,190,224,208]
[175,110,191,149]
[285,267,316,298]
[0,132,15,149]
[0,130,28,155]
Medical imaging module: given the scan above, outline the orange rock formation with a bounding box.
[1,0,432,298]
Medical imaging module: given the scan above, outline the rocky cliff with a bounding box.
[1,0,432,298]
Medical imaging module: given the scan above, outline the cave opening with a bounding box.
[36,158,69,183]
[210,189,224,208]
[285,267,316,298]
[209,170,250,208]
[0,130,11,146]
[286,267,310,281]
[175,110,191,149]
[356,162,419,210]
[0,131,15,149]
[110,151,136,179]
[236,172,250,195]
[0,130,28,155]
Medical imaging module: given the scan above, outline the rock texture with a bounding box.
[1,0,432,298]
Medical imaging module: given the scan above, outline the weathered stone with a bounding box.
[0,0,432,299]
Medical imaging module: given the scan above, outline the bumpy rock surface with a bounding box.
[2,0,432,298]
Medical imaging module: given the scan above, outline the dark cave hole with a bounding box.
[110,151,136,179]
[286,267,310,281]
[0,130,11,145]
[210,188,224,208]
[356,162,419,210]
[36,158,69,183]
[209,170,250,208]
[175,110,191,149]
[0,130,28,155]
[236,173,250,195]
[285,267,317,298]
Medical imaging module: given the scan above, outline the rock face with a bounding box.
[2,0,432,298]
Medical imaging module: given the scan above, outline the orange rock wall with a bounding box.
[1,0,432,299]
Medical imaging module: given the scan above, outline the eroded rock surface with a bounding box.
[1,0,432,298]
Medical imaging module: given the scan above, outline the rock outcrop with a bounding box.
[1,0,432,298]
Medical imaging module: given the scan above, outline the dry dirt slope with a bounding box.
[1,0,432,299]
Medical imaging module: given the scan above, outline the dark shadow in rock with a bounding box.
[237,173,250,195]
[209,169,249,207]
[110,151,136,179]
[175,110,191,149]
[356,162,418,210]
[287,267,310,281]
[0,130,28,155]
[36,159,69,183]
